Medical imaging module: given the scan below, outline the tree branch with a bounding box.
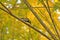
[42,0,60,39]
[22,0,58,40]
[0,2,51,40]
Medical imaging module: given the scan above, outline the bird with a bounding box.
[21,18,31,24]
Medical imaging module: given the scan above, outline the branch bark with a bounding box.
[46,0,60,39]
[41,0,60,39]
[0,2,51,40]
[22,0,58,40]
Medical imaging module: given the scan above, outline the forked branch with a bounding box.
[0,2,51,40]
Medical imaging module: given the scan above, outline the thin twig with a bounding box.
[0,7,51,40]
[46,0,60,39]
[22,0,58,40]
[19,7,53,9]
[42,0,60,39]
[0,2,51,40]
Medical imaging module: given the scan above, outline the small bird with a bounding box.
[21,18,31,24]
